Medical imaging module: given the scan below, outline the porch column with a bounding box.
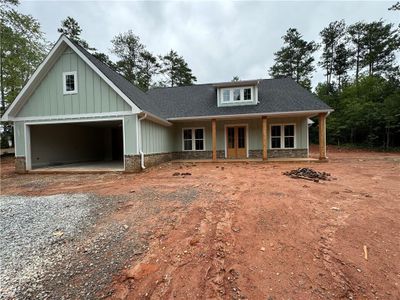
[262,116,268,160]
[212,118,217,161]
[319,112,327,160]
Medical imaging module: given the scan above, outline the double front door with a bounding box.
[226,126,247,159]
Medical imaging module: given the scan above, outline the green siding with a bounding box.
[141,120,174,154]
[124,115,138,155]
[17,47,131,118]
[14,121,26,156]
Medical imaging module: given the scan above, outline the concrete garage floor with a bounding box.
[31,160,124,173]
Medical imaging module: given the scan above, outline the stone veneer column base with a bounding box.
[124,155,141,172]
[15,157,27,173]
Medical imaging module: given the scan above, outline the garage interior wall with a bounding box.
[29,123,121,168]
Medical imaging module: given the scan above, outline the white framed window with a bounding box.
[182,128,205,151]
[220,87,253,103]
[270,124,296,149]
[222,89,230,102]
[63,71,78,95]
[243,88,252,100]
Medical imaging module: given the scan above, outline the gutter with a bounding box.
[138,113,147,170]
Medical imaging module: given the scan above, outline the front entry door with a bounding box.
[226,126,247,159]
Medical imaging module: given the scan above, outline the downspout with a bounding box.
[138,113,147,169]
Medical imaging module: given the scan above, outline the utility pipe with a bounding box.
[138,113,147,169]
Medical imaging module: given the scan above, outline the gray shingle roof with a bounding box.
[72,37,332,120]
[146,78,332,119]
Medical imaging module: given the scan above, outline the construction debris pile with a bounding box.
[283,167,333,182]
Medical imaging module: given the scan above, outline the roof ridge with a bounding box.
[147,77,291,92]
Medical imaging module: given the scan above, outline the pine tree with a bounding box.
[159,50,196,87]
[269,28,318,90]
[361,21,400,77]
[348,22,366,84]
[111,30,145,85]
[319,20,347,87]
[58,17,93,50]
[137,51,159,91]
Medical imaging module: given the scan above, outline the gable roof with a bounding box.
[2,34,332,123]
[146,78,333,119]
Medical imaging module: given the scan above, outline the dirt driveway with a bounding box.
[1,147,399,299]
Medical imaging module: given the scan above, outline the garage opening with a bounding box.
[28,120,124,171]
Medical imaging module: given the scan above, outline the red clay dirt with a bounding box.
[1,146,399,299]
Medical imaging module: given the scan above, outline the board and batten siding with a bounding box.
[17,47,132,118]
[141,120,174,154]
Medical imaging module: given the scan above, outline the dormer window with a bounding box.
[63,71,78,95]
[220,87,253,103]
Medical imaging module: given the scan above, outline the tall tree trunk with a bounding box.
[386,127,390,149]
[355,46,360,84]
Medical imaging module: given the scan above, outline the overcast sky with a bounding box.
[19,1,399,88]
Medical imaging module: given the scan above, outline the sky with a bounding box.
[19,1,399,88]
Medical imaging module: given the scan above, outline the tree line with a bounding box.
[269,11,400,149]
[1,0,399,149]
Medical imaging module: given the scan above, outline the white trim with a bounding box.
[167,110,334,121]
[1,35,141,121]
[140,111,172,127]
[219,86,254,104]
[24,116,125,171]
[24,116,124,126]
[269,123,297,149]
[62,71,78,95]
[224,123,249,158]
[11,111,134,122]
[182,127,206,151]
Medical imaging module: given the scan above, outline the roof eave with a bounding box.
[166,109,334,121]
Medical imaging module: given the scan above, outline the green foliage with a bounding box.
[269,28,318,90]
[0,0,48,113]
[316,76,400,148]
[158,50,197,87]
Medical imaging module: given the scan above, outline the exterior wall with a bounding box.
[17,47,132,118]
[141,119,174,154]
[124,115,138,155]
[171,117,309,157]
[14,121,26,157]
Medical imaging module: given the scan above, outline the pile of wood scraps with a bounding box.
[283,167,333,182]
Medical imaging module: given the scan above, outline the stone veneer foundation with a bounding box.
[15,157,27,173]
[249,149,308,159]
[16,149,309,173]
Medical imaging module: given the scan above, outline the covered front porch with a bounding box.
[172,112,328,161]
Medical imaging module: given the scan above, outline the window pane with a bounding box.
[222,90,230,102]
[271,125,281,137]
[227,127,235,148]
[195,140,204,150]
[238,127,245,148]
[66,75,75,91]
[244,88,251,100]
[285,137,294,148]
[284,125,294,136]
[184,140,192,151]
[233,89,240,101]
[271,137,281,148]
[195,128,203,139]
[183,129,192,140]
